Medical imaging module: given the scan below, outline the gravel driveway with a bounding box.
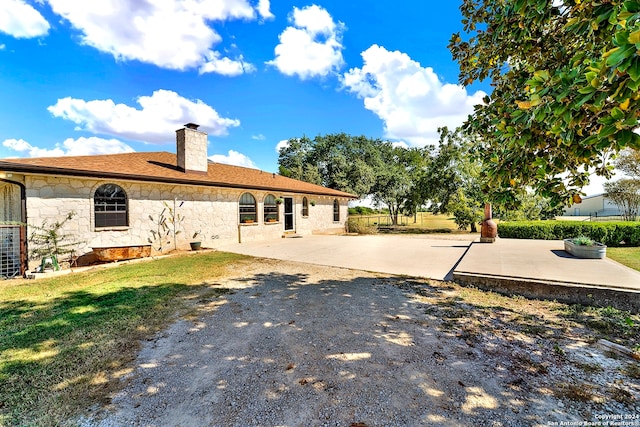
[80,259,638,427]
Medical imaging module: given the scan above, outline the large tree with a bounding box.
[370,144,428,225]
[449,0,640,207]
[604,148,640,220]
[278,133,428,225]
[419,127,484,231]
[604,178,640,221]
[615,148,640,178]
[278,133,379,198]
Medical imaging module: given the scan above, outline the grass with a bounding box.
[2,242,638,426]
[607,247,640,272]
[349,211,471,233]
[0,251,248,427]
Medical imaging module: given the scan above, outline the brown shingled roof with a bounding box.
[0,151,356,198]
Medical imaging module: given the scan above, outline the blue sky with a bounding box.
[0,0,608,194]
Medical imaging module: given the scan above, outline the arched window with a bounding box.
[94,184,128,227]
[302,197,309,217]
[333,199,340,222]
[264,194,279,222]
[239,193,257,223]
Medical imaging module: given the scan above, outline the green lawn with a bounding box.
[349,211,471,233]
[607,247,640,272]
[0,251,248,427]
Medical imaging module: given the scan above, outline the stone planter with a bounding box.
[92,245,152,262]
[190,241,202,251]
[564,239,606,259]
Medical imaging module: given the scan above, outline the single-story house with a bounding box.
[561,193,620,217]
[0,124,356,277]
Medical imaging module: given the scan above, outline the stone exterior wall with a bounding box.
[8,173,349,266]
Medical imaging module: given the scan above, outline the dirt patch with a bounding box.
[78,260,639,427]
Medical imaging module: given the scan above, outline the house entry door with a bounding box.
[283,197,294,231]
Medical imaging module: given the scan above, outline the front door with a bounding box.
[284,197,294,231]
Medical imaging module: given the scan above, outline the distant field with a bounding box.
[349,212,470,233]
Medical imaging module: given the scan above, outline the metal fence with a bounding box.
[1,225,22,279]
[350,215,411,227]
[589,214,634,222]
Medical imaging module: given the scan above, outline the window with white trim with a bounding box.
[94,184,128,227]
[264,194,279,222]
[239,193,257,223]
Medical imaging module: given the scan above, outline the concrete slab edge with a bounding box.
[452,272,640,313]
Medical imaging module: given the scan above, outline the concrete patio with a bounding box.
[220,234,640,312]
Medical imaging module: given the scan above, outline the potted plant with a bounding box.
[266,216,277,223]
[310,200,316,206]
[275,197,284,205]
[190,231,202,251]
[564,236,607,259]
[242,218,255,224]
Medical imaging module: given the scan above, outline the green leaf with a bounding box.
[614,30,630,46]
[628,56,640,81]
[610,107,625,120]
[577,85,596,94]
[598,124,617,139]
[618,129,634,147]
[605,44,636,68]
[534,69,550,81]
[574,90,596,108]
[630,29,640,44]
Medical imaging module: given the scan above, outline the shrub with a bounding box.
[572,236,595,246]
[497,221,640,247]
[345,218,378,234]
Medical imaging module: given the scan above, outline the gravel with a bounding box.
[77,259,639,427]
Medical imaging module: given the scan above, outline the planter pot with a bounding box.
[92,245,151,262]
[564,239,606,259]
[190,241,202,251]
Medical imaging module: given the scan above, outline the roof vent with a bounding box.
[184,123,199,130]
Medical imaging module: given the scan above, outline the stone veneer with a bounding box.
[176,126,208,173]
[10,174,348,265]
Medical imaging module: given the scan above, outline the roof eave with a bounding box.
[0,162,358,199]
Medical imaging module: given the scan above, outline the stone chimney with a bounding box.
[176,123,208,173]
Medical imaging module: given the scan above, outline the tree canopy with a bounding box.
[449,0,640,207]
[418,127,484,231]
[278,133,427,224]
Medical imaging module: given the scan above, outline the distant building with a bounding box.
[562,193,620,217]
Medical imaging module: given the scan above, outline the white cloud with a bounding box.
[0,44,5,50]
[0,0,50,38]
[252,134,266,141]
[275,139,289,153]
[44,0,262,73]
[256,0,274,20]
[342,45,486,146]
[266,5,344,79]
[199,51,255,76]
[2,136,134,157]
[209,150,257,168]
[47,89,240,144]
